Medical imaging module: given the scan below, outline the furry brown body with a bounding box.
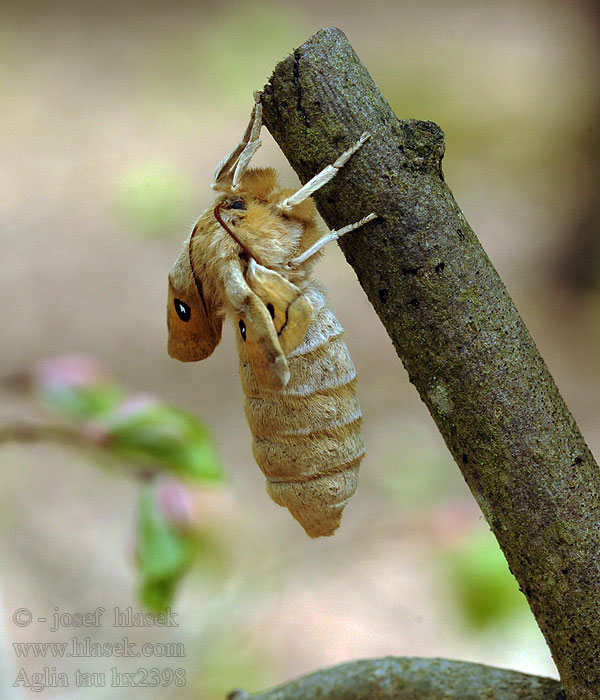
[167,99,373,537]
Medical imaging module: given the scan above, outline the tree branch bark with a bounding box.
[258,27,600,700]
[228,657,563,700]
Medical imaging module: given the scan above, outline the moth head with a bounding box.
[215,169,318,271]
[167,225,224,362]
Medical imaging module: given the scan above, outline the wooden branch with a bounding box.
[228,657,563,700]
[260,27,600,699]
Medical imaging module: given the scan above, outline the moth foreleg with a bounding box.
[286,212,377,268]
[280,131,371,211]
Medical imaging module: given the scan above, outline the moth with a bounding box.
[167,96,376,537]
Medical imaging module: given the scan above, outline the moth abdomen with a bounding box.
[252,422,364,478]
[239,286,365,537]
[266,461,361,539]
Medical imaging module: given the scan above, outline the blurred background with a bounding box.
[1,0,599,697]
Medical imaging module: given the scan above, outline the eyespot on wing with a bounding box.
[167,261,223,362]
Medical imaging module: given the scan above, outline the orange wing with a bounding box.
[167,245,223,362]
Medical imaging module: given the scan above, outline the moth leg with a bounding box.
[279,131,371,211]
[223,263,290,390]
[212,93,262,191]
[286,212,377,268]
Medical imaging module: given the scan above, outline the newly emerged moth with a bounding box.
[167,96,376,537]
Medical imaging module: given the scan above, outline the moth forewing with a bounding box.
[223,263,290,392]
[246,260,313,355]
[167,246,223,361]
[167,99,375,537]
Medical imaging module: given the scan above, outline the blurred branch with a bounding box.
[260,27,599,699]
[228,657,562,700]
[0,421,93,449]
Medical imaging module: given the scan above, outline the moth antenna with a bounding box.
[279,132,371,211]
[286,212,377,268]
[212,96,263,190]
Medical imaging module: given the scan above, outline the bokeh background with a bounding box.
[2,0,599,697]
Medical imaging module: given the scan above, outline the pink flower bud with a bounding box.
[33,353,112,391]
[155,477,196,531]
[112,394,160,420]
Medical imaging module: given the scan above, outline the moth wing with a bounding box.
[167,248,223,362]
[246,260,313,355]
[238,294,290,391]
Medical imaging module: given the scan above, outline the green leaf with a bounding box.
[32,354,122,421]
[136,482,196,612]
[106,398,222,482]
[445,530,529,629]
[139,577,179,613]
[37,383,123,422]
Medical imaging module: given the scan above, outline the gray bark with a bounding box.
[257,27,600,700]
[228,657,563,700]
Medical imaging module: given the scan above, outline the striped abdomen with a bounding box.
[238,287,365,537]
